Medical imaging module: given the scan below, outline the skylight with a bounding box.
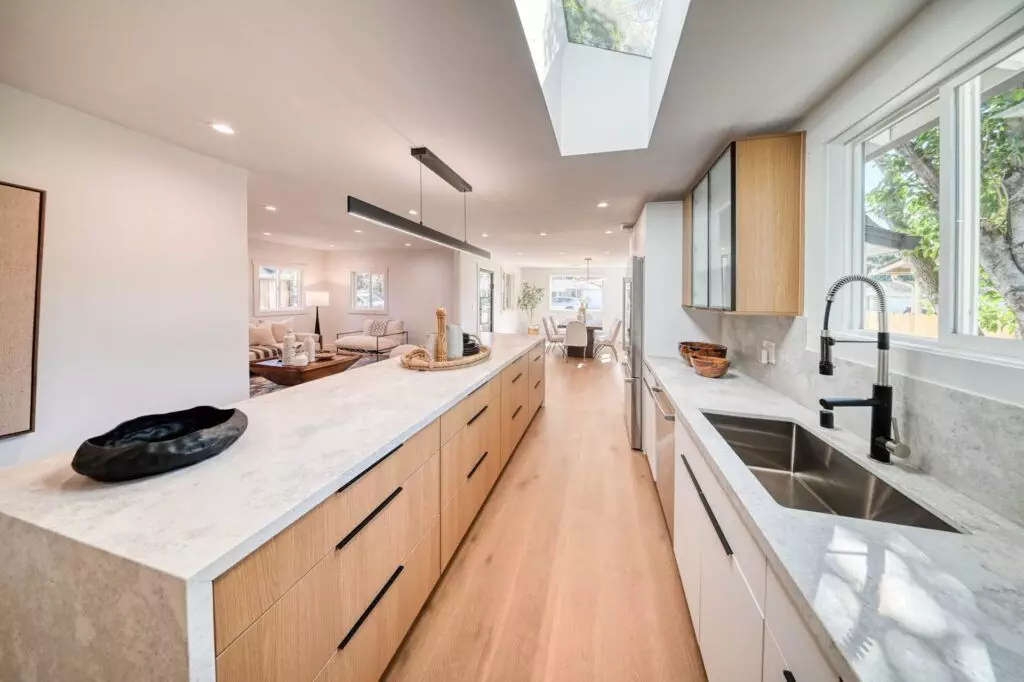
[562,0,664,58]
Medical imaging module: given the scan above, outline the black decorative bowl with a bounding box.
[72,406,247,482]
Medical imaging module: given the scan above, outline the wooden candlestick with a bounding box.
[435,307,448,362]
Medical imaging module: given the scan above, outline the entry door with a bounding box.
[479,269,494,333]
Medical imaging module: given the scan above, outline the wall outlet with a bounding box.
[761,340,776,365]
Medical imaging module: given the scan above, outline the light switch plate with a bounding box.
[762,340,776,365]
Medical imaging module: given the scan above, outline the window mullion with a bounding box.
[938,82,959,343]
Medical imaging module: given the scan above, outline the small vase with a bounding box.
[282,331,296,365]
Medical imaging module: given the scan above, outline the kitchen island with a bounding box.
[0,333,545,682]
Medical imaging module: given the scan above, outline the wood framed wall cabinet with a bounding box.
[0,181,45,439]
[682,132,805,316]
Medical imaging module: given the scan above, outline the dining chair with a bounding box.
[593,318,622,361]
[564,320,587,362]
[543,317,566,355]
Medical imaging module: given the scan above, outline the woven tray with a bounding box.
[400,345,491,371]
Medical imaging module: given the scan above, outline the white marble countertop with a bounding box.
[646,354,1024,682]
[0,333,542,583]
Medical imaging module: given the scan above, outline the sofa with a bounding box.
[335,319,408,357]
[248,320,320,364]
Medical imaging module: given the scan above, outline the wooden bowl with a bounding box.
[691,355,731,379]
[678,341,728,366]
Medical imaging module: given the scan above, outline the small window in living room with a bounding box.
[256,265,303,315]
[351,271,387,312]
[550,275,604,311]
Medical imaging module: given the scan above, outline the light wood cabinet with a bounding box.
[528,344,545,418]
[682,131,804,315]
[500,355,530,469]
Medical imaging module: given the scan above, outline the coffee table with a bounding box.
[250,354,361,387]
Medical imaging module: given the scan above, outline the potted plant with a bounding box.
[517,282,545,335]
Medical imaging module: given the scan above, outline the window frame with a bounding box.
[548,274,605,312]
[833,30,1024,362]
[253,263,305,317]
[349,269,388,314]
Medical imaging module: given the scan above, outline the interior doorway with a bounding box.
[479,268,494,333]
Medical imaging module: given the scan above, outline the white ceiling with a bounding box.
[0,0,927,268]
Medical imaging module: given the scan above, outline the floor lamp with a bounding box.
[305,291,330,350]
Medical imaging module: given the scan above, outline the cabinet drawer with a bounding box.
[440,440,500,569]
[764,570,838,682]
[440,378,497,446]
[213,418,440,653]
[682,423,766,612]
[500,354,529,393]
[528,348,544,417]
[314,520,441,682]
[216,453,440,682]
[441,392,500,505]
[529,342,544,364]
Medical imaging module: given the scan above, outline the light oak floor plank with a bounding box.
[385,351,707,682]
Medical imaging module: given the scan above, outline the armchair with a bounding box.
[335,320,408,360]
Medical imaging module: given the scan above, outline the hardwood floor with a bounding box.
[385,350,707,682]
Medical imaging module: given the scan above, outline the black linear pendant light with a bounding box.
[347,147,490,259]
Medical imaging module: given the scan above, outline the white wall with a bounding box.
[455,252,523,336]
[326,248,457,347]
[247,239,329,336]
[521,266,627,331]
[0,85,249,468]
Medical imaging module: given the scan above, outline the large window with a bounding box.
[255,264,303,315]
[351,271,387,312]
[550,275,604,311]
[848,36,1024,354]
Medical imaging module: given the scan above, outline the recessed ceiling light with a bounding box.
[481,233,488,238]
[354,229,363,233]
[264,205,277,212]
[605,251,611,254]
[329,244,335,248]
[209,122,235,135]
[516,252,523,256]
[605,229,613,234]
[263,232,272,236]
[404,243,411,247]
[597,201,608,208]
[539,232,548,236]
[559,251,566,255]
[408,209,418,216]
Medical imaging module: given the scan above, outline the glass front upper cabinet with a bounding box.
[691,176,710,308]
[708,147,734,309]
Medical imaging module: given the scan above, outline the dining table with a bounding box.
[558,321,603,358]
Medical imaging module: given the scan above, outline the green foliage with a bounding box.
[563,0,623,52]
[865,86,1024,336]
[517,282,545,324]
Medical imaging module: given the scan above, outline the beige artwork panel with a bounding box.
[0,183,43,438]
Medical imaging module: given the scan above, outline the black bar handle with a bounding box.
[534,380,541,389]
[783,671,796,682]
[512,405,522,420]
[467,451,489,479]
[533,354,541,362]
[467,404,488,426]
[336,442,403,494]
[338,564,404,651]
[512,372,523,384]
[336,486,403,550]
[680,454,733,557]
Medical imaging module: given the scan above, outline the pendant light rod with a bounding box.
[411,147,472,193]
[348,196,490,259]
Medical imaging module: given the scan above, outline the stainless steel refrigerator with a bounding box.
[622,256,644,450]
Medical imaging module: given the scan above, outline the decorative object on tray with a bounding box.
[447,323,464,358]
[71,406,248,482]
[691,355,731,379]
[293,353,308,366]
[316,351,334,361]
[282,331,296,365]
[400,342,491,371]
[678,341,728,366]
[303,336,316,362]
[425,333,438,360]
[463,332,480,357]
[0,181,46,439]
[435,307,448,361]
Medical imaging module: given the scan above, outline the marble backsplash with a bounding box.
[717,315,1024,527]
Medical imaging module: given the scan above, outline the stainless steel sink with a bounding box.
[702,412,960,533]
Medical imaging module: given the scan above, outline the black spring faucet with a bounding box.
[818,274,908,463]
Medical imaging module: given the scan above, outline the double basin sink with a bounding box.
[702,412,959,534]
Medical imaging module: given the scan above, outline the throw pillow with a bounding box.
[249,324,276,346]
[270,319,293,343]
[367,318,390,337]
[384,320,404,335]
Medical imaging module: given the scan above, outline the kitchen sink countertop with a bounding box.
[646,355,1024,682]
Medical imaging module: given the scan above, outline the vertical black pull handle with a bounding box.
[533,354,541,362]
[512,406,522,420]
[467,451,489,479]
[783,671,796,682]
[534,380,541,389]
[512,372,523,384]
[467,404,488,426]
[338,564,404,650]
[680,454,732,557]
